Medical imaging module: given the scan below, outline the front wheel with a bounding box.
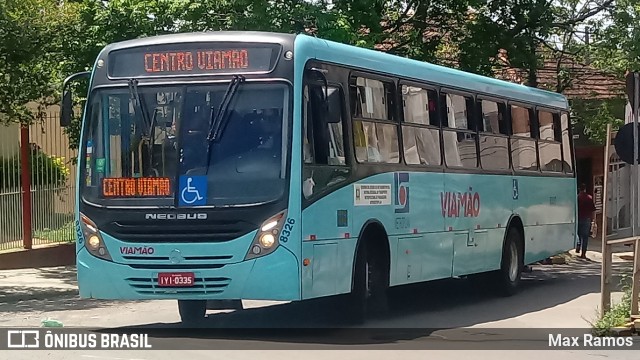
[347,241,388,323]
[495,227,524,296]
[178,300,206,324]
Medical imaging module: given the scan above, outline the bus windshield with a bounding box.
[81,82,290,207]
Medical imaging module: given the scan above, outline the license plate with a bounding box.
[158,272,195,287]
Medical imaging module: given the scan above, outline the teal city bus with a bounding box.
[61,31,576,323]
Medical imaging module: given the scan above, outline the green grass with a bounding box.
[33,221,75,242]
[591,276,633,336]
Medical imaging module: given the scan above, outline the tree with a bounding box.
[55,0,627,148]
[588,0,640,76]
[0,0,76,125]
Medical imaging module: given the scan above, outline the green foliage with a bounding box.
[460,0,555,80]
[591,275,633,336]
[570,98,626,144]
[0,148,70,190]
[588,0,640,76]
[33,221,75,242]
[0,0,77,125]
[0,0,626,149]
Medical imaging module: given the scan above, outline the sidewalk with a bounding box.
[0,266,78,304]
[581,235,636,262]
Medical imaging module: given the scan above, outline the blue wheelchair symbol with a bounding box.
[512,179,519,200]
[179,176,207,206]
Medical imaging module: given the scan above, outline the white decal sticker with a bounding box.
[354,184,391,206]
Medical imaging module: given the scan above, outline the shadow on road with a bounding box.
[0,293,129,313]
[36,266,78,287]
[99,258,633,346]
[0,266,119,313]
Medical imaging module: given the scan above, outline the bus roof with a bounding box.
[97,31,568,110]
[295,34,569,110]
[99,31,296,54]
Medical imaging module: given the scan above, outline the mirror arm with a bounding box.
[60,71,91,127]
[63,71,91,90]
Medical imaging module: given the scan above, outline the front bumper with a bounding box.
[76,244,300,301]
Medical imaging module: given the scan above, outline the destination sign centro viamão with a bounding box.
[108,44,277,77]
[102,177,172,198]
[145,49,250,73]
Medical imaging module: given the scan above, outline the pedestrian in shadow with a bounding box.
[577,183,597,259]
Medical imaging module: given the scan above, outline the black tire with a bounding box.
[347,240,389,323]
[178,300,207,324]
[495,227,524,296]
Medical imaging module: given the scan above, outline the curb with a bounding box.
[0,243,76,270]
[0,288,78,304]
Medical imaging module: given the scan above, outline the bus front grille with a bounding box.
[126,276,231,295]
[103,220,256,243]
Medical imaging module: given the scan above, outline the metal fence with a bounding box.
[0,112,77,251]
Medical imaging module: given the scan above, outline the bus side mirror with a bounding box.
[61,90,73,127]
[307,67,333,120]
[60,70,91,127]
[325,88,341,124]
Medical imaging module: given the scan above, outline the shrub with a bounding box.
[0,147,70,190]
[591,275,633,336]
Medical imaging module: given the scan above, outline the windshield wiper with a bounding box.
[128,79,153,139]
[128,78,156,175]
[207,75,245,142]
[204,75,245,172]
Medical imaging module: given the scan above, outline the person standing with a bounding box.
[577,183,597,259]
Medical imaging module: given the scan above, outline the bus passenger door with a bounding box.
[300,79,353,299]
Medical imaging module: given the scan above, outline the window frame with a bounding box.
[476,96,511,172]
[349,72,398,123]
[534,106,562,173]
[508,101,539,172]
[508,102,535,139]
[398,80,442,168]
[440,88,480,169]
[302,81,351,168]
[349,72,401,165]
[560,111,575,175]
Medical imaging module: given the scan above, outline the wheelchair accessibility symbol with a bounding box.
[179,176,207,206]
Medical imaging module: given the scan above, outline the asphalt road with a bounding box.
[0,257,637,359]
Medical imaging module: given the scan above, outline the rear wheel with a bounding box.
[178,300,206,324]
[495,227,523,296]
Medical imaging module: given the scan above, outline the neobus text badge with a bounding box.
[157,272,195,287]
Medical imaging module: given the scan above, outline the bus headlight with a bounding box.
[80,213,112,261]
[245,210,288,260]
[259,234,276,248]
[87,235,101,250]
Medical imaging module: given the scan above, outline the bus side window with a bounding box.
[350,76,399,164]
[302,83,349,200]
[538,109,563,172]
[478,99,509,170]
[303,85,346,166]
[561,112,573,173]
[441,92,478,168]
[401,85,441,165]
[510,104,538,171]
